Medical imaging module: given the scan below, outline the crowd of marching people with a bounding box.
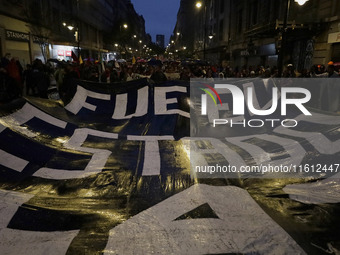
[0,52,339,104]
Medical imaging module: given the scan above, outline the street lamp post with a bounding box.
[277,0,290,77]
[114,43,120,57]
[139,40,143,56]
[196,1,208,61]
[63,23,80,60]
[278,0,309,77]
[76,0,80,58]
[62,0,80,60]
[120,23,128,59]
[75,27,80,59]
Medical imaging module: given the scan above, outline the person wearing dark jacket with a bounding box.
[59,64,79,104]
[23,64,33,95]
[150,61,167,84]
[110,69,119,83]
[0,66,21,103]
[31,59,50,98]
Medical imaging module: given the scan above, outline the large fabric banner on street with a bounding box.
[0,78,340,254]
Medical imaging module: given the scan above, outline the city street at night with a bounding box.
[1,0,340,255]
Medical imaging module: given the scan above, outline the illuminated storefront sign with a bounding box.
[53,45,76,60]
[5,30,47,44]
[6,30,29,42]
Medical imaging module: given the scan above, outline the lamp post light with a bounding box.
[63,22,80,59]
[61,0,81,59]
[76,0,80,59]
[295,0,308,5]
[278,0,309,77]
[196,1,208,60]
[75,27,80,58]
[119,23,129,59]
[114,43,119,56]
[138,40,142,56]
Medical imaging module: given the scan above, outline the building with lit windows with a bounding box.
[156,34,165,49]
[174,0,340,69]
[0,0,147,65]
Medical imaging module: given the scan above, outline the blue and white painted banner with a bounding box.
[0,78,339,254]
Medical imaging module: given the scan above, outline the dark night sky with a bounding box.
[130,0,181,45]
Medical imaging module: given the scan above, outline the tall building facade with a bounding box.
[172,0,197,56]
[156,34,165,49]
[0,0,147,65]
[174,0,340,69]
